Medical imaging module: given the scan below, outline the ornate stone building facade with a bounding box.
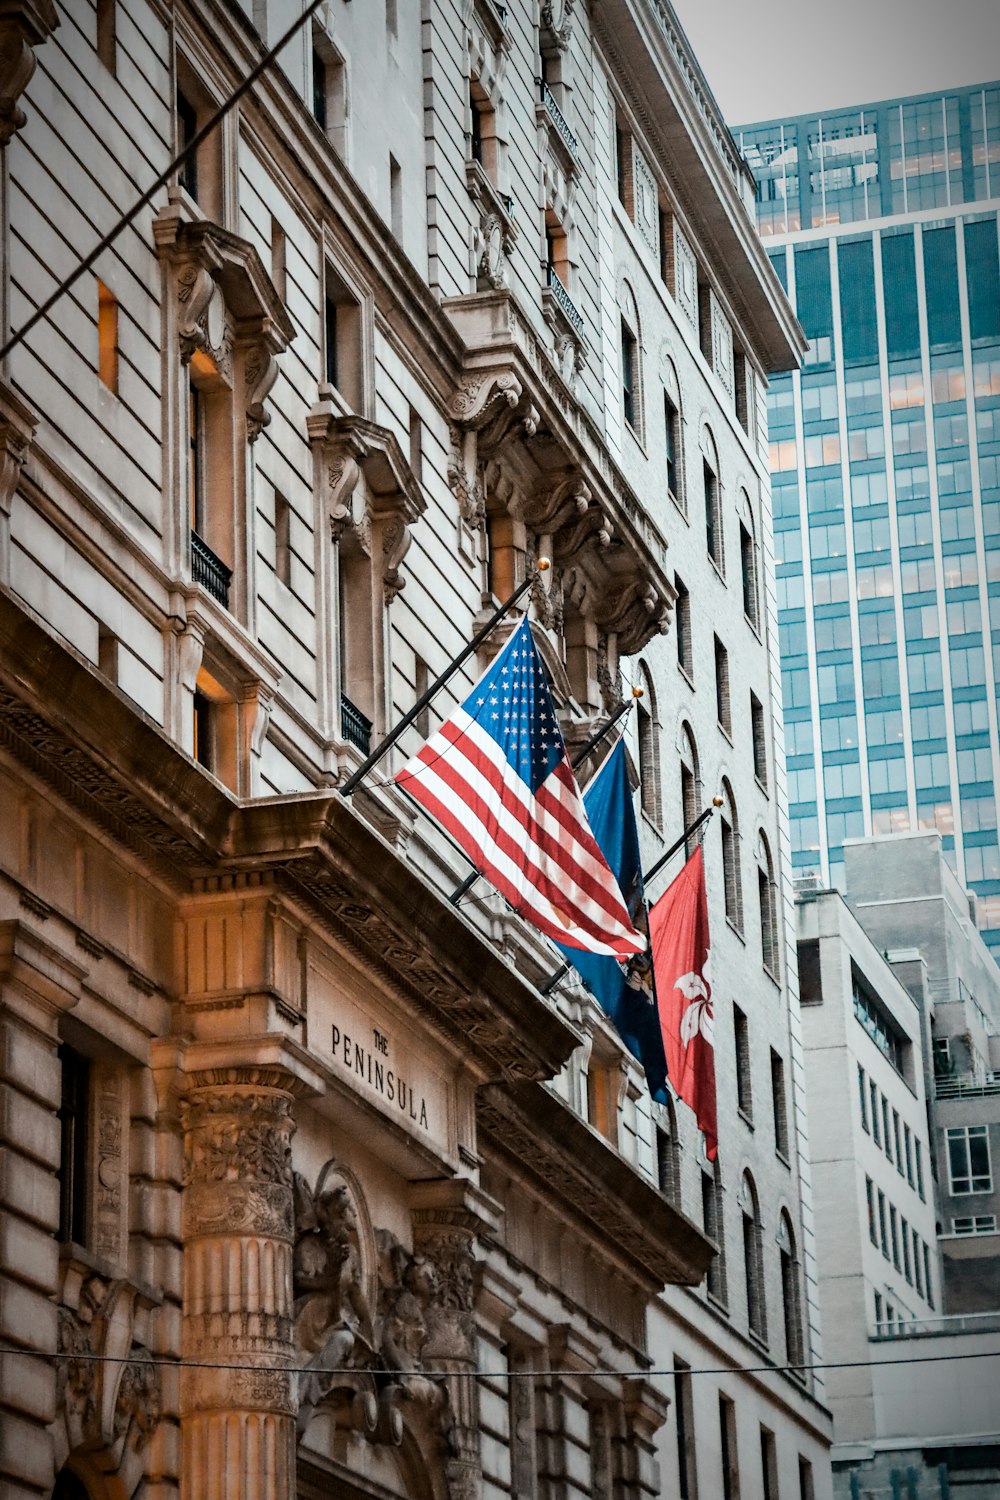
[0,1,831,1497]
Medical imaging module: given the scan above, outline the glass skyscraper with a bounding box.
[737,84,1000,957]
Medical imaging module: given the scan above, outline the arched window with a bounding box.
[756,831,779,976]
[636,662,660,825]
[740,1171,767,1341]
[679,722,700,837]
[778,1210,805,1372]
[720,779,743,933]
[619,281,643,439]
[655,1097,680,1203]
[701,1157,727,1304]
[701,425,723,572]
[660,351,685,512]
[739,491,759,628]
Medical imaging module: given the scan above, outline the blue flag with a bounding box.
[557,738,669,1101]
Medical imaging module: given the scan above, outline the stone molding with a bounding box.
[477,1080,714,1290]
[0,0,58,147]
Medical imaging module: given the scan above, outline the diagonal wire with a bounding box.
[0,0,326,366]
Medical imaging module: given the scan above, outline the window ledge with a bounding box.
[678,662,695,690]
[737,1107,755,1130]
[775,1147,791,1169]
[762,962,781,988]
[669,488,688,523]
[744,611,763,642]
[641,809,665,841]
[717,720,733,745]
[706,1291,729,1317]
[707,554,726,586]
[754,774,770,798]
[624,416,646,455]
[725,916,746,945]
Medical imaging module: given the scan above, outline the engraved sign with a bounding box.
[310,963,451,1149]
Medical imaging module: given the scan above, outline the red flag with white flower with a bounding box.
[648,845,717,1161]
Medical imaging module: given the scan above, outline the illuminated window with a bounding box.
[97,280,119,393]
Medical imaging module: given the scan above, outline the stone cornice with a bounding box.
[478,1080,714,1291]
[592,0,806,374]
[0,589,578,1086]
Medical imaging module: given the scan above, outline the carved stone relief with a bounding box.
[54,1259,162,1500]
[0,0,59,147]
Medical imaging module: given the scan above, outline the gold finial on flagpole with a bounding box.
[537,557,550,572]
[712,795,724,807]
[631,685,644,698]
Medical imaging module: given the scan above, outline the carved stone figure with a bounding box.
[376,1229,449,1423]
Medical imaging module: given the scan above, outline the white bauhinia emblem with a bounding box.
[674,968,714,1046]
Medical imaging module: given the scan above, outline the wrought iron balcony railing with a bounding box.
[539,81,578,159]
[545,264,584,335]
[190,530,232,608]
[341,694,373,755]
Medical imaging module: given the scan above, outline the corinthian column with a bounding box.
[179,1067,301,1500]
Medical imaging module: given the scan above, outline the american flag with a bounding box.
[396,618,645,957]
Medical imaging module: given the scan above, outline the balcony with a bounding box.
[936,1070,1000,1100]
[340,694,372,754]
[190,530,232,608]
[545,264,584,335]
[538,81,578,161]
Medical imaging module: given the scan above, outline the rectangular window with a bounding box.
[324,264,363,410]
[274,489,291,588]
[893,1111,904,1177]
[870,1081,881,1145]
[771,1050,788,1156]
[57,1044,90,1246]
[858,1064,869,1131]
[952,1215,997,1235]
[904,1124,913,1186]
[621,321,637,429]
[719,1396,740,1500]
[798,1457,815,1500]
[734,1005,752,1118]
[714,636,731,734]
[915,1140,925,1200]
[312,46,329,128]
[866,1176,878,1245]
[97,280,119,394]
[750,693,767,788]
[96,0,116,73]
[889,1203,900,1269]
[176,84,199,201]
[702,1171,726,1303]
[914,1228,923,1293]
[270,217,287,303]
[665,394,680,502]
[878,1188,888,1259]
[760,1428,777,1500]
[882,1096,893,1160]
[947,1125,992,1193]
[924,1242,934,1309]
[902,1216,912,1282]
[389,154,403,240]
[675,575,693,679]
[674,1360,697,1500]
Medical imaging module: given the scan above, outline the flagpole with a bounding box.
[539,796,722,996]
[447,688,642,906]
[339,561,549,797]
[642,795,724,888]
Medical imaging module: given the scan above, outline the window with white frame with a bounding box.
[952,1215,996,1235]
[947,1125,992,1194]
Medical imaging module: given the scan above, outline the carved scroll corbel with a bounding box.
[448,371,522,431]
[328,447,364,541]
[0,0,59,148]
[381,516,412,603]
[176,262,216,361]
[245,342,280,444]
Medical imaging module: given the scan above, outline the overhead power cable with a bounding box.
[0,0,327,366]
[0,1344,995,1380]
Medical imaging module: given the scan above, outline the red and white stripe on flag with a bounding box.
[648,844,718,1160]
[395,620,644,958]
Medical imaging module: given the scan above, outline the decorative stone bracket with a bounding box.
[0,0,59,147]
[0,379,37,584]
[541,0,576,50]
[447,368,538,530]
[466,160,518,292]
[153,201,295,443]
[306,408,426,602]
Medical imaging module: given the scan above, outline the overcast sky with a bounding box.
[670,0,1000,127]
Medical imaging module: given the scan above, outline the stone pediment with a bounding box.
[153,200,295,440]
[306,408,426,600]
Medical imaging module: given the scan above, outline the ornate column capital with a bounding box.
[0,0,58,148]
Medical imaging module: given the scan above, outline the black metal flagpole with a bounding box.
[539,796,723,996]
[447,687,642,907]
[339,561,549,798]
